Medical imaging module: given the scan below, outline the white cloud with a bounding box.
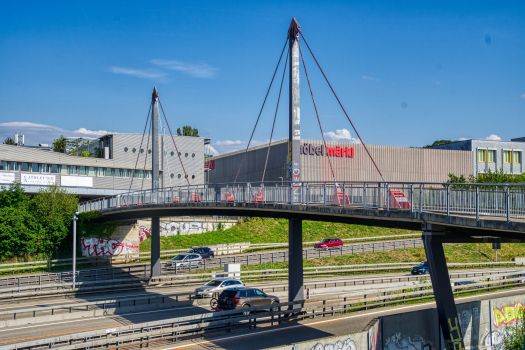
[458,137,469,141]
[212,140,266,155]
[362,76,379,81]
[324,128,360,143]
[0,122,113,146]
[206,145,219,156]
[110,66,166,79]
[150,59,218,78]
[216,140,243,146]
[485,134,501,141]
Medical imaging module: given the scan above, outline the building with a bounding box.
[0,133,208,199]
[427,138,524,177]
[207,138,475,184]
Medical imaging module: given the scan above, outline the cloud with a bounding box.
[212,139,266,155]
[521,94,525,99]
[110,66,166,79]
[215,140,243,146]
[433,80,440,85]
[206,145,219,156]
[324,128,360,143]
[485,134,501,141]
[458,137,469,141]
[0,122,113,146]
[362,76,379,81]
[150,59,218,78]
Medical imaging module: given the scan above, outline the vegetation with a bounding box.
[3,137,15,145]
[423,140,458,148]
[0,183,78,261]
[176,126,199,137]
[502,315,525,350]
[52,135,67,153]
[447,169,525,187]
[140,217,418,251]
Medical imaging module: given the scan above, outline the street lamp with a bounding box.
[72,212,79,289]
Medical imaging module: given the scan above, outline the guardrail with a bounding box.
[78,181,525,225]
[5,270,525,350]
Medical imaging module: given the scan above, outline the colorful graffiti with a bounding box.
[384,334,433,350]
[81,237,139,257]
[310,337,356,350]
[369,321,382,350]
[493,300,525,327]
[139,226,150,243]
[445,317,465,350]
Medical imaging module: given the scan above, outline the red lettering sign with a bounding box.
[301,144,354,158]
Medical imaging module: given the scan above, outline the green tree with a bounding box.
[424,140,458,148]
[0,183,30,208]
[80,151,90,157]
[501,310,525,350]
[3,137,15,145]
[176,126,199,137]
[53,135,67,153]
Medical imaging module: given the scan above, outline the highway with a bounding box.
[1,267,523,348]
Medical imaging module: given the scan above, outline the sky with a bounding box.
[1,1,524,155]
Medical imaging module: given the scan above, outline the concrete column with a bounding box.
[288,218,303,308]
[288,18,301,203]
[423,233,465,350]
[150,217,161,277]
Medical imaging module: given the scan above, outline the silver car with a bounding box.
[194,278,245,298]
[166,253,203,269]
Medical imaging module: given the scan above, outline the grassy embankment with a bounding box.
[139,217,418,252]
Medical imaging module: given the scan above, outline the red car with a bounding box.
[314,238,343,250]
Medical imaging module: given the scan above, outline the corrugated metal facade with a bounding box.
[207,139,472,184]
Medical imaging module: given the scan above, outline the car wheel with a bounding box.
[271,301,279,312]
[425,270,430,275]
[210,298,218,309]
[242,304,251,315]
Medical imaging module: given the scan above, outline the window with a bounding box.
[122,169,129,178]
[170,173,174,178]
[487,150,495,163]
[239,290,247,298]
[51,164,60,174]
[88,166,96,176]
[132,148,136,153]
[146,170,151,179]
[42,164,50,173]
[114,168,121,177]
[61,165,69,175]
[255,290,266,297]
[0,161,6,171]
[70,165,78,175]
[132,169,138,178]
[477,149,486,162]
[177,174,181,178]
[246,290,256,297]
[124,147,128,152]
[192,153,195,158]
[97,167,104,177]
[105,168,113,177]
[10,162,19,171]
[148,149,151,154]
[504,151,512,163]
[514,151,522,164]
[21,162,29,172]
[192,175,195,179]
[31,163,40,173]
[138,170,144,178]
[80,166,87,175]
[140,149,144,154]
[185,153,188,157]
[170,151,174,156]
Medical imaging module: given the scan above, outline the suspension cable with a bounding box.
[140,119,152,191]
[300,32,385,182]
[234,38,288,183]
[158,98,191,186]
[129,103,152,192]
[298,40,338,187]
[262,46,289,183]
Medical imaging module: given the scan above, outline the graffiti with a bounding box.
[369,321,382,350]
[445,317,465,350]
[139,226,150,243]
[493,300,525,327]
[310,337,356,350]
[457,307,480,346]
[480,328,504,350]
[81,237,139,257]
[384,335,433,350]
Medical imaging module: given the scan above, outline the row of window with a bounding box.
[477,150,522,164]
[170,173,196,179]
[123,147,196,159]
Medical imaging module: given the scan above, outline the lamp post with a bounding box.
[72,212,79,289]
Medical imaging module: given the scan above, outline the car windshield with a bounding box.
[187,248,199,253]
[205,280,222,287]
[321,239,331,243]
[417,261,427,266]
[171,255,187,261]
[219,290,237,298]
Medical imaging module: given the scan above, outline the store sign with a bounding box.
[0,173,15,184]
[61,175,93,188]
[300,144,354,158]
[20,174,55,186]
[204,160,215,170]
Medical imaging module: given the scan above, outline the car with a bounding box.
[215,288,280,314]
[166,253,203,269]
[187,247,214,259]
[194,278,245,298]
[411,261,430,275]
[314,238,343,250]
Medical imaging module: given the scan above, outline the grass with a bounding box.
[140,217,418,252]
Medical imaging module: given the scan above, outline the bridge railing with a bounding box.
[78,181,525,222]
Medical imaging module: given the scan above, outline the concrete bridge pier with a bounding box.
[423,229,465,350]
[288,218,303,308]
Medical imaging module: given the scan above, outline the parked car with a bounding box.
[215,288,279,314]
[187,247,214,259]
[411,261,429,275]
[194,278,245,298]
[314,238,343,250]
[166,253,203,269]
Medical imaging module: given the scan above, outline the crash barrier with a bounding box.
[0,238,425,290]
[0,234,421,275]
[4,271,525,350]
[0,261,521,300]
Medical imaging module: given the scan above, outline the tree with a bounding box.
[53,135,67,153]
[80,151,90,157]
[176,126,199,137]
[424,140,458,148]
[3,137,15,145]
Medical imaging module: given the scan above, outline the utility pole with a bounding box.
[72,212,79,289]
[288,18,301,203]
[150,87,161,277]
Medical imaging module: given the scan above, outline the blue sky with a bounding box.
[1,1,524,154]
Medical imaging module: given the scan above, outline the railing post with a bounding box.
[275,184,278,208]
[446,185,450,224]
[410,184,414,219]
[215,185,218,205]
[323,184,326,213]
[363,184,367,216]
[506,186,510,230]
[342,183,345,213]
[419,184,423,219]
[386,183,390,217]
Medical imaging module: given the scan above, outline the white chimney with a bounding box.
[21,135,24,145]
[14,133,18,144]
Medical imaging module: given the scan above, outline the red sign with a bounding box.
[301,144,354,158]
[204,160,215,170]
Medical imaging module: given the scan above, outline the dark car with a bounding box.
[215,288,279,314]
[187,247,214,259]
[314,238,343,250]
[411,261,430,275]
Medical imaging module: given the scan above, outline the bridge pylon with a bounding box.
[151,87,161,278]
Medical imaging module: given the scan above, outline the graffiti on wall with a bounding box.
[384,334,434,350]
[310,338,356,350]
[455,307,480,350]
[81,237,139,257]
[493,300,525,327]
[139,226,150,243]
[369,321,382,350]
